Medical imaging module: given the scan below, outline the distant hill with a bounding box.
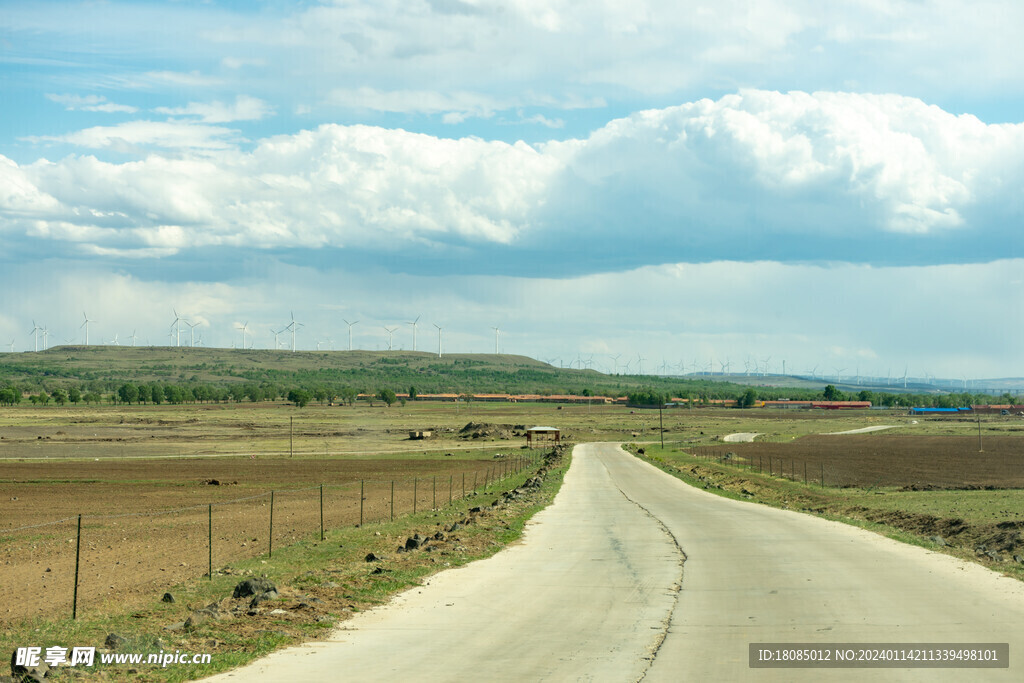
[0,346,731,397]
[1,347,1016,403]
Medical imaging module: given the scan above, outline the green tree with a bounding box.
[68,387,81,404]
[409,386,418,399]
[737,388,758,408]
[822,385,843,401]
[377,388,397,407]
[51,388,67,405]
[118,383,139,405]
[288,389,312,407]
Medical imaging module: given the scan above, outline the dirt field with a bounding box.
[0,453,527,625]
[693,434,1024,488]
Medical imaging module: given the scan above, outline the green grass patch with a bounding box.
[631,443,1024,582]
[1,447,570,682]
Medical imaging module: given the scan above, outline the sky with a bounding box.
[1,0,1022,382]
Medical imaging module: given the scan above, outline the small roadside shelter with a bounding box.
[526,426,560,447]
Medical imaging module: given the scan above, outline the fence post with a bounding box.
[208,504,213,579]
[269,490,274,558]
[320,484,324,541]
[359,480,364,526]
[414,478,418,514]
[72,514,82,619]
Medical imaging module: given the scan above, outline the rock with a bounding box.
[448,522,462,532]
[163,622,185,632]
[249,590,279,608]
[232,577,277,599]
[184,610,215,631]
[269,609,289,615]
[928,536,947,547]
[986,550,1003,562]
[104,633,128,650]
[161,592,176,603]
[371,566,389,575]
[1013,554,1024,564]
[433,531,447,542]
[364,552,382,562]
[469,506,482,514]
[405,534,427,550]
[637,448,645,454]
[10,651,48,683]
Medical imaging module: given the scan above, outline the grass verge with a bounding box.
[2,446,572,682]
[628,444,1024,582]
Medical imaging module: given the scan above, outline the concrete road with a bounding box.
[207,443,1024,682]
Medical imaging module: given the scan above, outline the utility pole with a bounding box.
[659,405,664,449]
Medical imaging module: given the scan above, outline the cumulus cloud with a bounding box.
[5,92,1023,262]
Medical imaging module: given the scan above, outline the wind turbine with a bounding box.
[433,323,443,358]
[384,326,397,351]
[761,356,772,377]
[407,315,420,352]
[29,321,41,352]
[343,319,359,351]
[108,333,119,346]
[491,326,500,354]
[833,367,846,384]
[128,330,138,347]
[236,321,249,350]
[171,309,184,347]
[41,326,49,350]
[610,353,621,374]
[286,312,302,352]
[186,321,198,348]
[270,328,282,350]
[637,353,646,375]
[81,312,94,345]
[6,340,14,352]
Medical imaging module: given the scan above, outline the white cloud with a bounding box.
[45,94,138,114]
[154,95,274,123]
[327,87,503,120]
[26,120,243,152]
[7,92,1024,259]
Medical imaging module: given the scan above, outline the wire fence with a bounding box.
[682,446,836,488]
[0,451,548,623]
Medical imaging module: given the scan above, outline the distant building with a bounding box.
[526,426,560,447]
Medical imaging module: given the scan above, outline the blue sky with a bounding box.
[1,0,1022,381]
